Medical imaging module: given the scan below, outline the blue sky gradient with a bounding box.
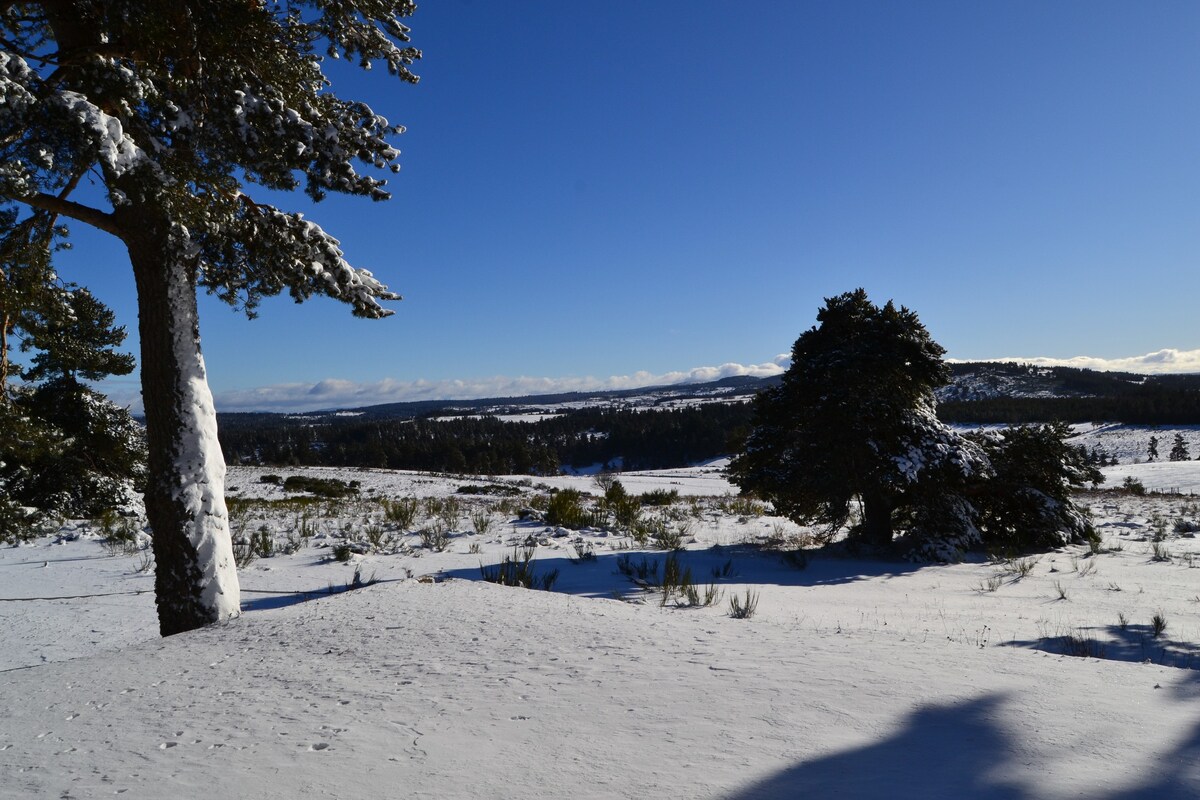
[47,1,1200,410]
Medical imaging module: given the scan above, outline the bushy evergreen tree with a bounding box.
[966,422,1102,552]
[1169,433,1190,462]
[1,2,419,634]
[728,289,989,546]
[731,290,1102,559]
[0,217,145,536]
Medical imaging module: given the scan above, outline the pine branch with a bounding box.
[19,192,122,239]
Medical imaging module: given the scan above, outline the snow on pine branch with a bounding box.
[226,85,401,201]
[0,52,159,204]
[307,0,422,79]
[53,91,149,178]
[197,198,400,319]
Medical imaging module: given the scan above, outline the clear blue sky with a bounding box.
[52,1,1200,410]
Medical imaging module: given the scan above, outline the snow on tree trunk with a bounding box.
[126,219,240,636]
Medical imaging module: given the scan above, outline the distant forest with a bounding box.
[939,388,1200,425]
[219,404,754,475]
[216,365,1200,474]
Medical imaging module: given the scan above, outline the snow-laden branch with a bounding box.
[195,196,400,319]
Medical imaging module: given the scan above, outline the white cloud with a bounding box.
[950,348,1200,375]
[201,356,793,413]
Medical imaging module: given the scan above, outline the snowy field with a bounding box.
[5,448,1200,796]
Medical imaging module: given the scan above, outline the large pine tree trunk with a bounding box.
[860,490,894,547]
[125,218,241,636]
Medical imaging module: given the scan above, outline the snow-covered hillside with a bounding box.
[5,445,1200,797]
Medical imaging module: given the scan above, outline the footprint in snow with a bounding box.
[309,743,331,751]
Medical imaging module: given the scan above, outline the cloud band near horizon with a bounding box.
[950,348,1200,376]
[99,348,1200,414]
[200,356,793,413]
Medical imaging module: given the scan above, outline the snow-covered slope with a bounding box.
[4,574,1200,799]
[6,455,1200,797]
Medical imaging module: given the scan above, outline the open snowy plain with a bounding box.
[5,432,1200,798]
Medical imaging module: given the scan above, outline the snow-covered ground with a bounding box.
[5,453,1200,797]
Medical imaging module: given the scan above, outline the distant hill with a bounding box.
[938,362,1200,424]
[215,362,1200,472]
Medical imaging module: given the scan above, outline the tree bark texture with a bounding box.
[125,216,240,636]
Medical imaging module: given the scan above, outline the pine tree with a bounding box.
[0,217,144,532]
[1,2,419,634]
[1170,433,1190,462]
[968,422,1103,551]
[728,289,989,546]
[1148,435,1159,462]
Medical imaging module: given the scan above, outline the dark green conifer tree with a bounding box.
[1,2,419,634]
[729,289,988,546]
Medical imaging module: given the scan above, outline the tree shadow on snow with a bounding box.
[724,691,1200,800]
[725,694,1028,799]
[239,578,404,612]
[441,542,941,600]
[1005,623,1200,671]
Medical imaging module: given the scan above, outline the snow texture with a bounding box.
[5,433,1200,797]
[165,237,240,622]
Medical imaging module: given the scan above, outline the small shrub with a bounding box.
[651,520,689,551]
[251,525,275,558]
[594,472,617,494]
[480,544,559,591]
[281,531,303,555]
[382,497,419,529]
[1122,476,1147,496]
[545,489,587,529]
[419,523,450,552]
[282,475,358,498]
[232,536,258,568]
[607,493,642,532]
[616,553,659,584]
[1053,581,1068,601]
[659,552,693,606]
[1060,629,1106,659]
[259,474,282,485]
[437,496,462,531]
[99,511,142,556]
[1150,541,1172,562]
[682,581,722,608]
[975,574,1003,593]
[723,496,765,517]
[456,483,523,496]
[570,540,597,563]
[471,509,494,536]
[1174,518,1200,535]
[331,541,354,562]
[640,489,679,507]
[1117,611,1129,630]
[999,557,1038,579]
[364,522,394,553]
[729,589,759,619]
[1151,612,1168,638]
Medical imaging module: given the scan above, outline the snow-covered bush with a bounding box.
[967,423,1103,553]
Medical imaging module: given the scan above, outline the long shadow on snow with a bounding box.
[240,578,405,612]
[725,689,1200,799]
[440,542,940,600]
[726,694,1028,799]
[1006,622,1200,671]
